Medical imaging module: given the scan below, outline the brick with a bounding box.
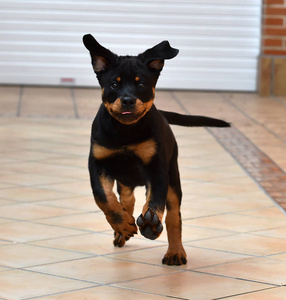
[265,0,285,4]
[264,28,286,36]
[264,18,284,25]
[263,38,283,46]
[265,8,286,16]
[264,49,286,55]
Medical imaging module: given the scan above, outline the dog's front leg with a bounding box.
[89,158,137,247]
[136,166,168,241]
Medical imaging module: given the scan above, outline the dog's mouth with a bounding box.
[108,108,145,125]
[104,98,154,125]
[116,110,142,124]
[121,111,133,115]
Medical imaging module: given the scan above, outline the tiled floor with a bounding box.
[0,85,286,299]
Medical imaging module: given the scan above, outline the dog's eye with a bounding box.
[110,81,119,89]
[138,82,146,89]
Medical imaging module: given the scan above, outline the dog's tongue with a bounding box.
[122,111,132,115]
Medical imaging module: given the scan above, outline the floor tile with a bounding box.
[0,187,76,203]
[0,269,95,300]
[0,182,18,190]
[156,224,231,243]
[0,203,78,221]
[107,246,171,266]
[0,241,10,247]
[1,148,60,162]
[268,253,286,260]
[0,199,15,206]
[184,213,286,233]
[37,211,111,232]
[182,181,260,198]
[38,195,96,212]
[9,162,89,180]
[238,207,286,219]
[181,197,272,214]
[28,256,176,284]
[38,180,91,196]
[35,285,167,300]
[109,245,248,269]
[115,270,271,300]
[230,287,286,300]
[21,87,75,118]
[72,87,101,118]
[199,257,286,285]
[252,226,286,239]
[179,164,245,182]
[0,266,9,272]
[0,221,84,243]
[155,90,185,113]
[0,86,20,116]
[31,232,165,256]
[188,233,286,256]
[0,243,90,268]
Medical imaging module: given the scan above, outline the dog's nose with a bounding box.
[121,96,136,109]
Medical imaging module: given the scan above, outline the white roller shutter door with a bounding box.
[0,0,261,91]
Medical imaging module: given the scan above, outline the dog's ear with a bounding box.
[138,41,179,72]
[83,34,118,73]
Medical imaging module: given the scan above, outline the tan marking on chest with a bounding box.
[92,144,119,160]
[92,139,156,164]
[128,139,157,164]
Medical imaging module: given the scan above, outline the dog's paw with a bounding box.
[162,248,187,266]
[113,231,131,247]
[106,211,137,247]
[137,209,163,240]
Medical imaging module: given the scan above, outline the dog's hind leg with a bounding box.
[163,148,187,265]
[162,185,187,265]
[114,183,136,246]
[117,182,135,215]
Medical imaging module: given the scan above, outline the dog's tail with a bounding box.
[159,110,231,128]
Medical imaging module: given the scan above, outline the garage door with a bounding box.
[0,0,261,91]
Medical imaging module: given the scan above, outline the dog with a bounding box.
[83,34,230,265]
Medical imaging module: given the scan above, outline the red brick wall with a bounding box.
[262,0,286,55]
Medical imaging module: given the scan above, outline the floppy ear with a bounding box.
[138,41,179,72]
[83,34,118,73]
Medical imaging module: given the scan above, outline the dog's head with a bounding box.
[83,34,179,125]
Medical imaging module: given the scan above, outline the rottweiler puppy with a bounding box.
[83,34,230,265]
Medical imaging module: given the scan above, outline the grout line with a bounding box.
[70,88,80,119]
[109,269,186,285]
[107,283,189,300]
[270,57,275,96]
[213,287,281,300]
[170,91,189,114]
[16,86,24,117]
[24,285,103,300]
[190,268,280,287]
[184,243,259,259]
[21,267,101,285]
[273,95,286,109]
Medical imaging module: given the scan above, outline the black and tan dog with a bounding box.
[83,34,230,265]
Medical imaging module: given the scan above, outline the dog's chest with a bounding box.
[92,139,157,165]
